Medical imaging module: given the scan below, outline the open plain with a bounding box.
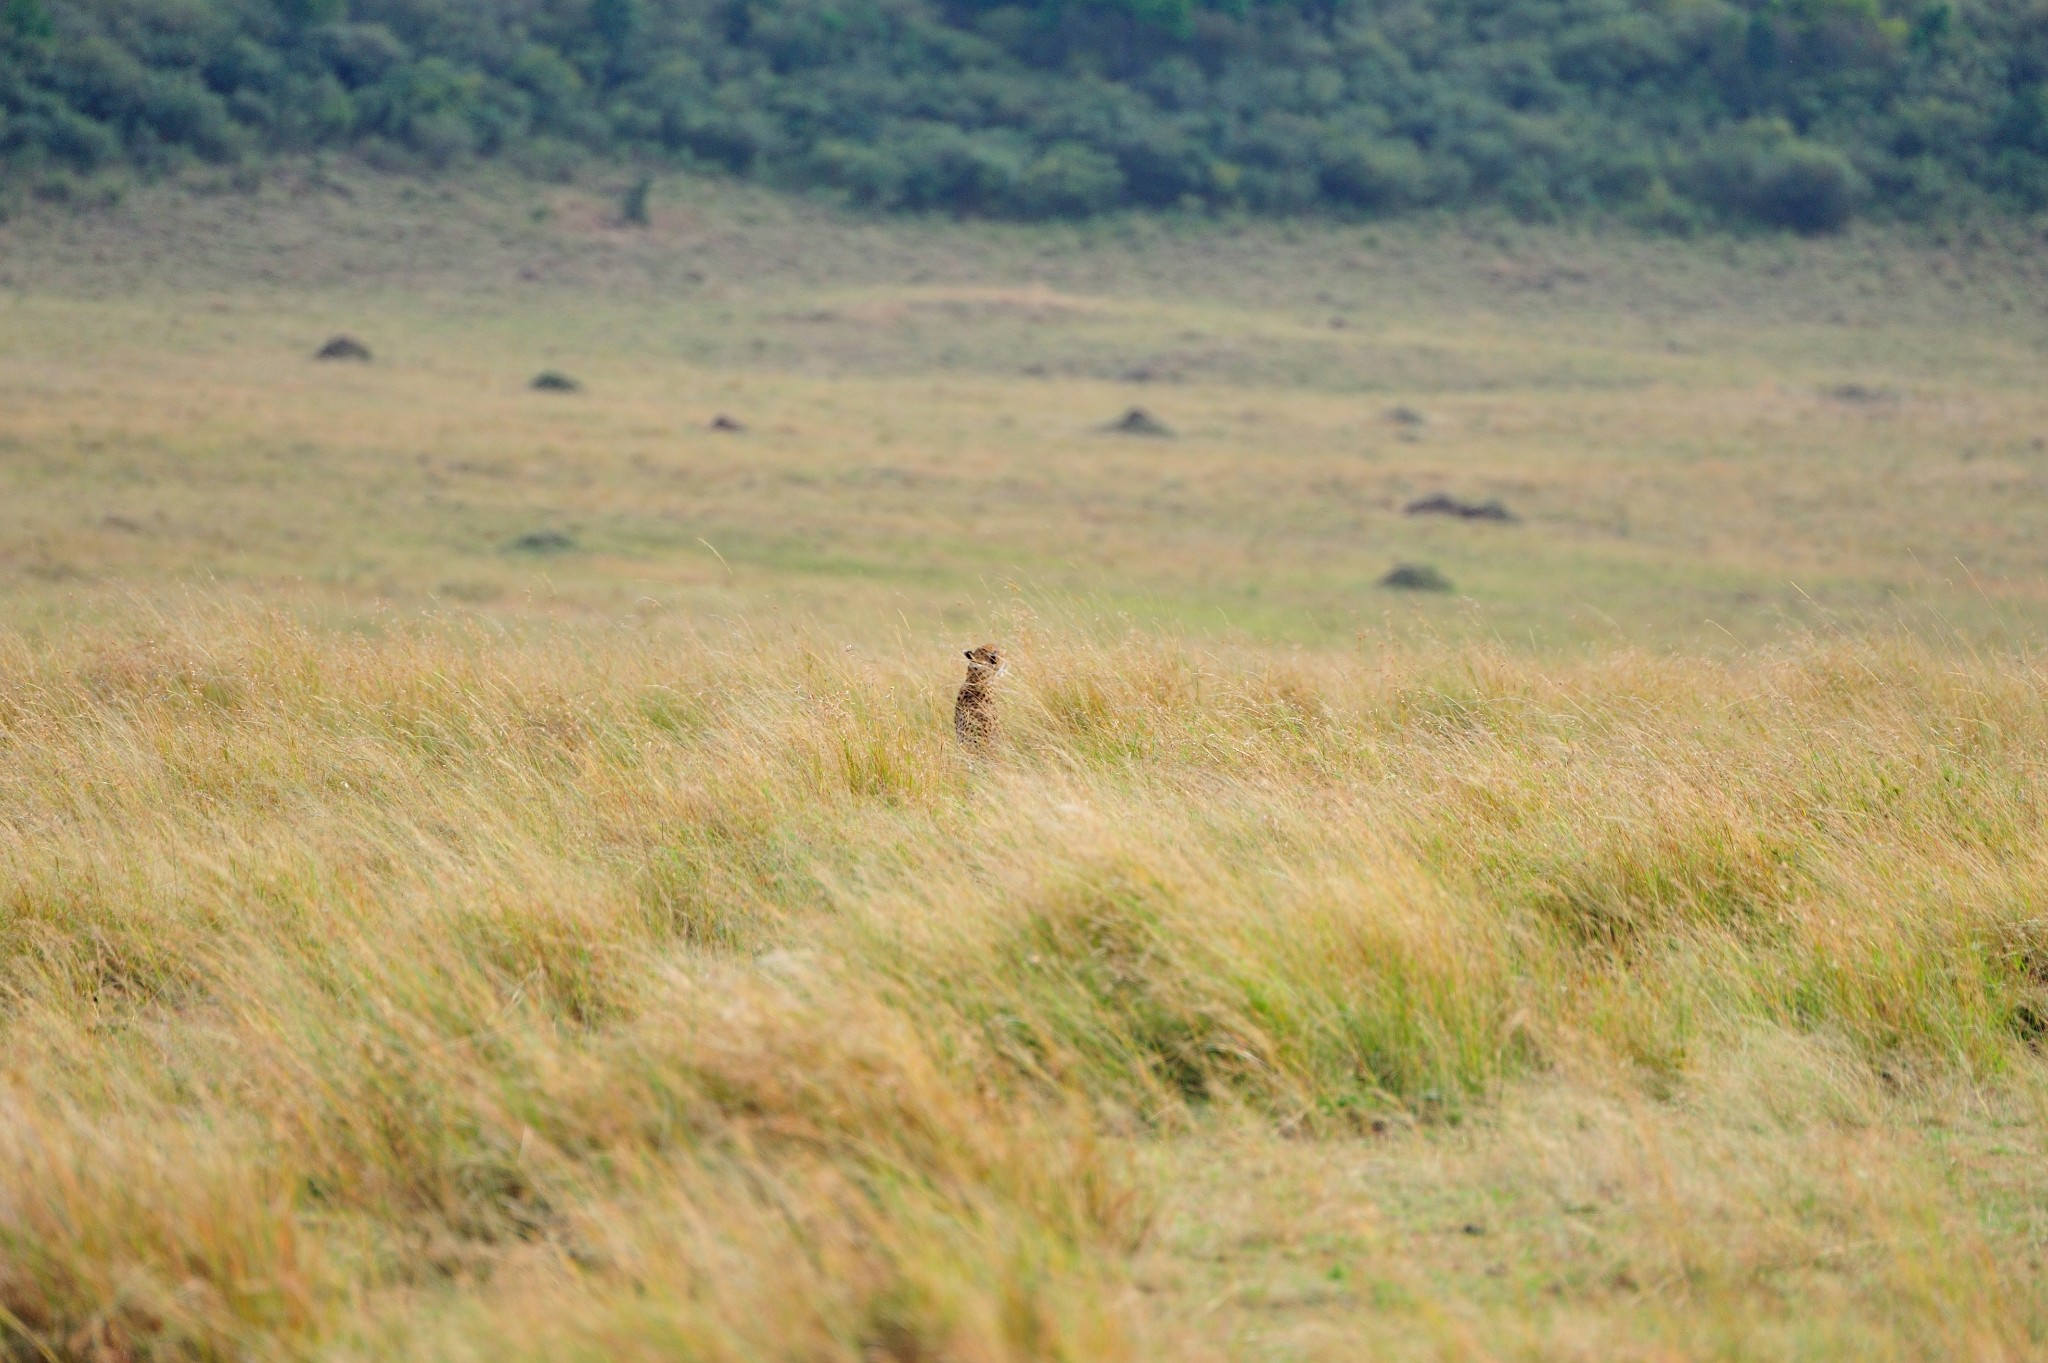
[2,168,2048,1361]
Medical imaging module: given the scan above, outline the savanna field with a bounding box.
[3,168,2048,1360]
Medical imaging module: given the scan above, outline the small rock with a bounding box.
[1405,493,1516,522]
[1386,405,1427,426]
[315,335,371,361]
[530,371,582,392]
[1104,407,1173,437]
[506,529,578,555]
[710,414,745,431]
[1379,563,1452,592]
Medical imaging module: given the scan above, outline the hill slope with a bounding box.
[5,0,2048,228]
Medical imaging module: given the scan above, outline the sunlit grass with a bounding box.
[1,605,2045,1358]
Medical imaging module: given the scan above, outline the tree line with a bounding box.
[5,0,2047,230]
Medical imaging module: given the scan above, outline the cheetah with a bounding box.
[953,644,1005,754]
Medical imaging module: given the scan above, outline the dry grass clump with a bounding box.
[0,604,2044,1358]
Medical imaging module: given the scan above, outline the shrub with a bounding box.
[1,0,52,44]
[1111,118,1208,205]
[662,106,777,171]
[509,133,581,181]
[407,110,475,166]
[278,74,355,144]
[15,105,121,170]
[310,23,410,90]
[137,74,243,162]
[1235,163,1318,211]
[1013,140,1124,216]
[1750,142,1859,233]
[1551,14,1679,87]
[1318,134,1429,210]
[1688,125,1863,233]
[892,124,1025,212]
[810,136,910,205]
[507,43,586,130]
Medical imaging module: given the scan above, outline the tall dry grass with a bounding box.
[0,602,2045,1359]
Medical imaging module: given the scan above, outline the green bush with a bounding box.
[1690,126,1862,233]
[661,102,777,171]
[138,74,243,162]
[16,105,120,170]
[1,0,52,44]
[809,137,909,204]
[1014,141,1125,216]
[507,44,585,131]
[311,23,410,90]
[1551,14,1679,87]
[893,124,1025,212]
[3,0,2046,230]
[1750,141,1860,233]
[1318,134,1429,211]
[1110,117,1208,206]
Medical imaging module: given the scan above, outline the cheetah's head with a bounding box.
[963,644,1005,676]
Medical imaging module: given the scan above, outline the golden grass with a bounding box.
[1,604,2046,1359]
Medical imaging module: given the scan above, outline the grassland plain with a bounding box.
[4,165,2048,648]
[1,164,2047,1361]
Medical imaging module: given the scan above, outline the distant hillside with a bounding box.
[5,0,2047,230]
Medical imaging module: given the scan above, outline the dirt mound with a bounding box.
[1105,407,1173,437]
[506,530,578,555]
[1824,383,1898,404]
[1405,493,1515,522]
[710,414,746,431]
[530,371,582,392]
[315,335,371,361]
[1378,562,1452,592]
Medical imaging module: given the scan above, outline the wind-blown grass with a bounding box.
[1,603,2044,1359]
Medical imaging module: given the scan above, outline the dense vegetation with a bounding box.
[4,0,2048,230]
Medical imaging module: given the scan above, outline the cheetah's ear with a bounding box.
[964,649,974,659]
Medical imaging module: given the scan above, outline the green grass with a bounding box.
[0,163,2046,1361]
[5,168,2047,650]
